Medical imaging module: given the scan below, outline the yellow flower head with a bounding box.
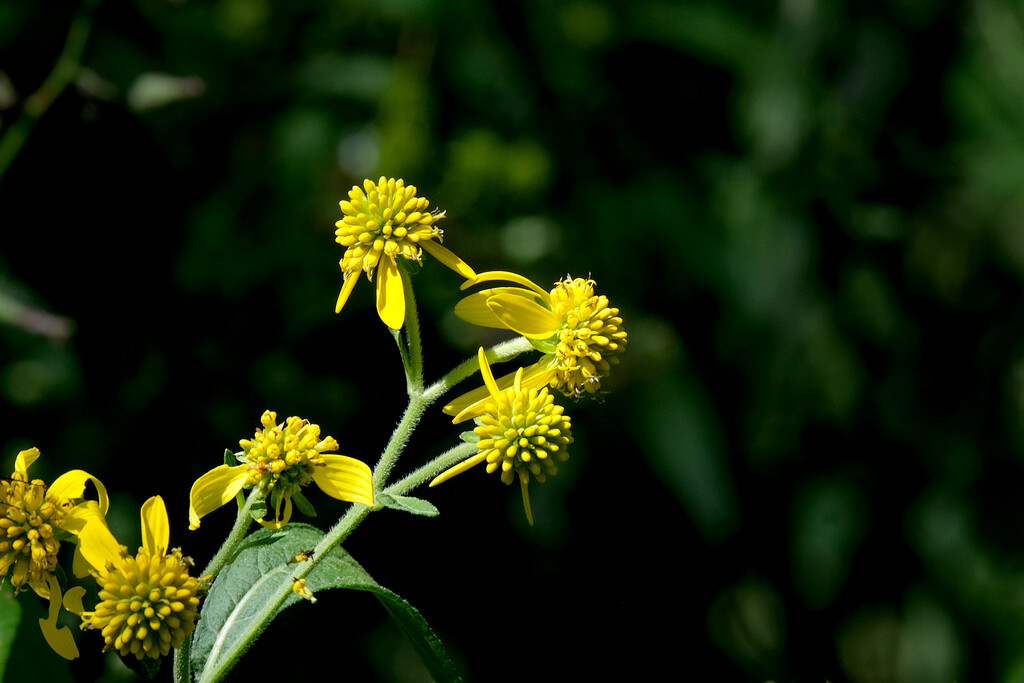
[0,448,111,660]
[335,176,476,329]
[445,271,627,419]
[189,411,374,530]
[0,448,108,597]
[68,496,206,660]
[431,348,573,525]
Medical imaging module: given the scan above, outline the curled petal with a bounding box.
[39,576,78,660]
[454,287,544,329]
[312,454,374,506]
[420,239,476,279]
[189,464,249,530]
[485,294,561,340]
[15,447,40,477]
[141,496,169,557]
[62,586,87,615]
[460,271,549,299]
[48,469,109,515]
[376,255,405,329]
[257,495,292,530]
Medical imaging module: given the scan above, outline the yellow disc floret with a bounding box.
[547,276,627,398]
[81,547,203,660]
[240,410,338,506]
[0,473,66,594]
[335,176,445,278]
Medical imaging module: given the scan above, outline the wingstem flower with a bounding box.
[431,348,573,525]
[188,410,374,530]
[335,176,476,329]
[445,272,627,420]
[0,447,109,660]
[67,496,207,660]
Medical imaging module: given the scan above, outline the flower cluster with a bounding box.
[335,176,475,329]
[70,496,206,660]
[430,349,573,524]
[444,271,628,421]
[189,410,374,530]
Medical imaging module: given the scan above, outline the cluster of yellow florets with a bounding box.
[81,547,203,660]
[548,276,628,397]
[239,410,339,494]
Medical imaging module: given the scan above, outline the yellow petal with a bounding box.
[376,255,405,329]
[63,501,110,577]
[62,586,87,615]
[420,239,476,279]
[48,469,109,515]
[477,347,500,398]
[15,447,40,476]
[39,576,79,660]
[77,515,123,573]
[141,496,169,557]
[454,287,542,329]
[189,464,249,530]
[459,271,549,299]
[257,495,292,530]
[445,360,558,423]
[334,272,359,314]
[312,454,374,506]
[428,452,488,487]
[485,294,561,339]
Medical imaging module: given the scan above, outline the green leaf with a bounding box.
[0,588,22,680]
[247,497,267,522]
[222,449,235,467]
[377,493,440,517]
[290,489,317,518]
[191,524,325,678]
[191,523,459,682]
[459,430,480,444]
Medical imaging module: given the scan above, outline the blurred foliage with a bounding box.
[2,0,1024,680]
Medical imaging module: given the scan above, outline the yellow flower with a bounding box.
[445,271,627,420]
[67,496,206,660]
[188,410,374,530]
[430,348,573,525]
[335,176,476,329]
[0,447,109,660]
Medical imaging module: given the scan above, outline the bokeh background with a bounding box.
[3,0,1024,680]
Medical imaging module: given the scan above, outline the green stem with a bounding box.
[190,313,534,681]
[0,0,100,185]
[174,489,260,683]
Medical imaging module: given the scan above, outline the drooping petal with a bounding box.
[334,271,360,314]
[141,496,169,557]
[15,447,40,476]
[48,469,109,515]
[257,495,292,530]
[459,271,550,300]
[420,239,476,279]
[454,287,545,329]
[376,254,405,329]
[486,294,561,340]
[188,464,249,530]
[39,576,78,660]
[312,454,374,506]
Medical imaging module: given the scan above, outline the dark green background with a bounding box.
[3,0,1024,680]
